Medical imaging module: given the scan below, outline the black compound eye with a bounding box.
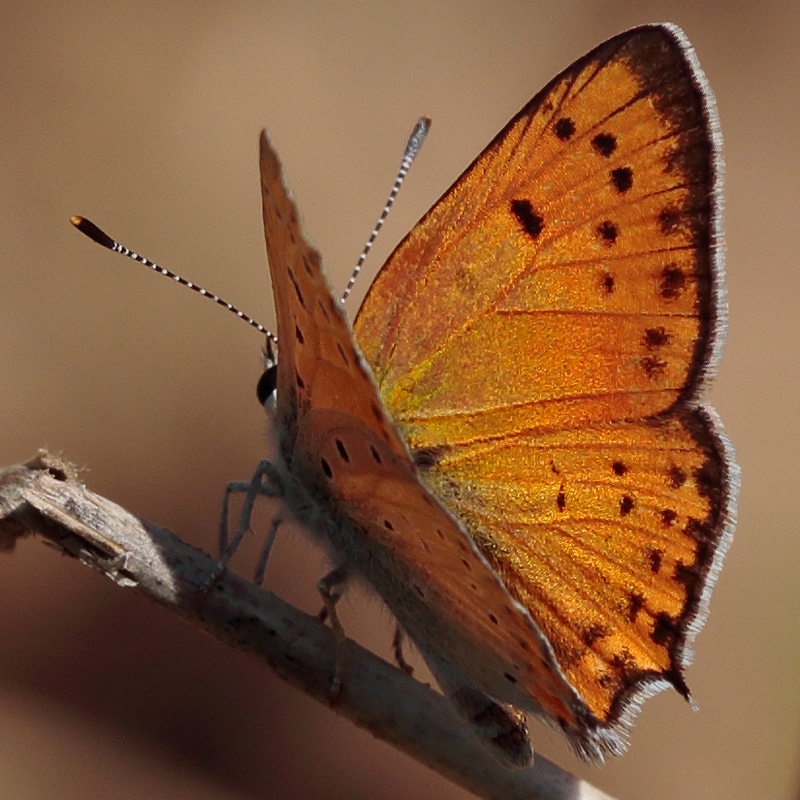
[256,364,278,405]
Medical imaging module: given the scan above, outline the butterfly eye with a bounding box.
[257,364,279,406]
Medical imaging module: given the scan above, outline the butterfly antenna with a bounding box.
[70,215,278,346]
[341,115,431,303]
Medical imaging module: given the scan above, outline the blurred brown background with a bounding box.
[0,1,795,798]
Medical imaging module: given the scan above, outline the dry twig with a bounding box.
[0,450,614,800]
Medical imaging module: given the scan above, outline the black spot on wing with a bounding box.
[641,356,667,379]
[674,558,702,592]
[597,220,618,244]
[582,623,608,647]
[592,132,617,156]
[651,612,680,647]
[611,649,638,685]
[628,592,644,622]
[287,268,306,309]
[598,673,616,690]
[668,465,687,488]
[611,167,633,193]
[644,327,670,349]
[511,199,544,239]
[659,206,682,235]
[661,508,678,526]
[620,495,634,516]
[648,549,663,574]
[554,117,576,140]
[335,439,350,463]
[660,265,686,299]
[412,445,450,470]
[694,457,722,501]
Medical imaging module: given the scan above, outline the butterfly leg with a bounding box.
[316,567,346,624]
[208,460,284,588]
[426,660,533,768]
[252,515,281,586]
[392,625,414,676]
[317,564,349,701]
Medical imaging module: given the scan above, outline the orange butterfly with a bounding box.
[258,22,737,766]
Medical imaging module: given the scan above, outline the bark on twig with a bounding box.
[0,450,614,800]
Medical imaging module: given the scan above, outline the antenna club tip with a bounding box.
[405,116,432,158]
[413,116,432,137]
[70,215,117,250]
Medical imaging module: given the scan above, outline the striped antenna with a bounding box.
[341,115,431,302]
[70,216,278,345]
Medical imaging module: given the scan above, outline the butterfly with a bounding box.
[257,22,737,766]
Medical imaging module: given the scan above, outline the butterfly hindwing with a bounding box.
[414,409,735,730]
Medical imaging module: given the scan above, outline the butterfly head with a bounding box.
[257,338,279,411]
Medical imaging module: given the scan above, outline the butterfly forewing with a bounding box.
[356,24,721,440]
